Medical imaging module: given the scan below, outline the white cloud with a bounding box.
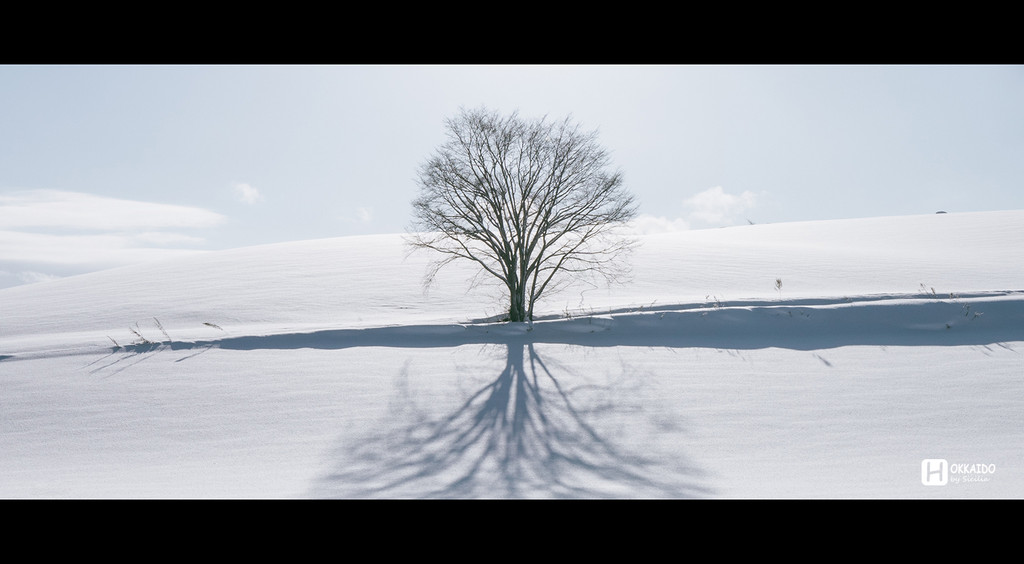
[133,231,207,246]
[15,270,61,285]
[357,207,373,223]
[0,269,63,289]
[0,189,225,230]
[232,182,264,205]
[0,230,209,265]
[625,214,691,235]
[623,187,759,236]
[682,186,759,227]
[0,190,224,282]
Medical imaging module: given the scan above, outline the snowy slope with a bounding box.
[2,211,1023,498]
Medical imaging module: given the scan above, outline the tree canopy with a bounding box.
[408,107,638,322]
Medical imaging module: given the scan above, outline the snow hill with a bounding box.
[2,210,1023,498]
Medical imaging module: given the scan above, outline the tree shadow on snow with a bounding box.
[175,295,1024,354]
[308,343,710,499]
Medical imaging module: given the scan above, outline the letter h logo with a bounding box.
[921,459,948,486]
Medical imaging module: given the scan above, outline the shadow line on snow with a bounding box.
[158,296,1024,353]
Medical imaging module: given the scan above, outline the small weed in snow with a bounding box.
[921,283,985,327]
[128,323,154,346]
[153,317,172,343]
[109,318,183,350]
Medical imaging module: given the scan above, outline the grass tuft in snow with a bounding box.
[153,317,172,343]
[128,323,153,346]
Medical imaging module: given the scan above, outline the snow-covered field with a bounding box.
[2,210,1022,498]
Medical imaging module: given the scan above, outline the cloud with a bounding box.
[625,214,691,235]
[132,231,208,246]
[232,182,264,205]
[0,230,210,265]
[0,269,61,285]
[623,187,761,236]
[0,189,226,286]
[357,207,373,223]
[682,186,758,227]
[0,189,225,230]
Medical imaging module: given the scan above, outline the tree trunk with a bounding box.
[508,285,527,322]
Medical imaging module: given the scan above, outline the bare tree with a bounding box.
[408,107,638,322]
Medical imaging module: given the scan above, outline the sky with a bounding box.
[1,64,1023,288]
